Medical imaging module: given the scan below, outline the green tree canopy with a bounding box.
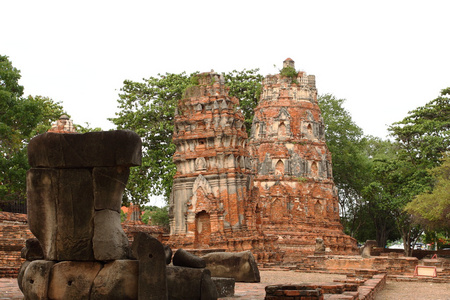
[0,55,66,208]
[389,87,450,167]
[317,94,370,237]
[405,155,450,231]
[110,70,263,206]
[366,87,450,255]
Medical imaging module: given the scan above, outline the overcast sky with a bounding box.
[3,0,449,140]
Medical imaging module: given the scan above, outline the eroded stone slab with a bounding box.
[164,245,172,265]
[173,248,206,268]
[27,168,58,260]
[361,240,378,258]
[202,250,260,282]
[93,209,129,261]
[93,167,130,212]
[55,168,95,261]
[27,168,95,261]
[22,260,55,299]
[132,232,167,300]
[48,261,102,300]
[21,238,44,261]
[90,260,138,300]
[166,266,218,300]
[28,130,142,168]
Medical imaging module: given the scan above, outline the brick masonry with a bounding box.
[168,70,280,262]
[0,212,33,277]
[168,59,358,261]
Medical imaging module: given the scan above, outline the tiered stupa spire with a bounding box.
[248,58,357,259]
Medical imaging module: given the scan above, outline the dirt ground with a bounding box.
[225,270,450,300]
[1,270,449,299]
[374,280,450,300]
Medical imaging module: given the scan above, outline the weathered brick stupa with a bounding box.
[168,72,279,261]
[248,58,358,260]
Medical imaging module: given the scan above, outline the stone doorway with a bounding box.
[194,211,211,247]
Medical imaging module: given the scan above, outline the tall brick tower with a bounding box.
[249,58,357,260]
[168,72,259,249]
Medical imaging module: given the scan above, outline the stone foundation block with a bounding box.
[22,260,55,300]
[17,261,31,292]
[90,260,138,300]
[48,261,102,300]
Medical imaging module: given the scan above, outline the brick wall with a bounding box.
[0,212,34,277]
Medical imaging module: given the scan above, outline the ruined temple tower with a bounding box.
[248,58,357,260]
[168,72,263,250]
[168,61,357,261]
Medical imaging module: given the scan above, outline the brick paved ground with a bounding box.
[1,270,449,299]
[0,278,22,300]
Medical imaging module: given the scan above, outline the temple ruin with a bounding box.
[168,71,279,261]
[169,59,358,261]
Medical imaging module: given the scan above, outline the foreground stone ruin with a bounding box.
[169,59,358,261]
[20,130,149,299]
[19,130,242,299]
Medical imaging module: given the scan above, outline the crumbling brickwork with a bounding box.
[249,58,357,260]
[168,72,279,261]
[169,59,358,261]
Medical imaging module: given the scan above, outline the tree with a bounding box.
[111,73,190,206]
[0,55,66,209]
[74,122,103,133]
[141,205,170,229]
[110,69,263,206]
[405,154,450,231]
[317,94,371,238]
[363,150,424,254]
[389,87,450,168]
[373,87,450,255]
[224,69,263,132]
[357,137,402,247]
